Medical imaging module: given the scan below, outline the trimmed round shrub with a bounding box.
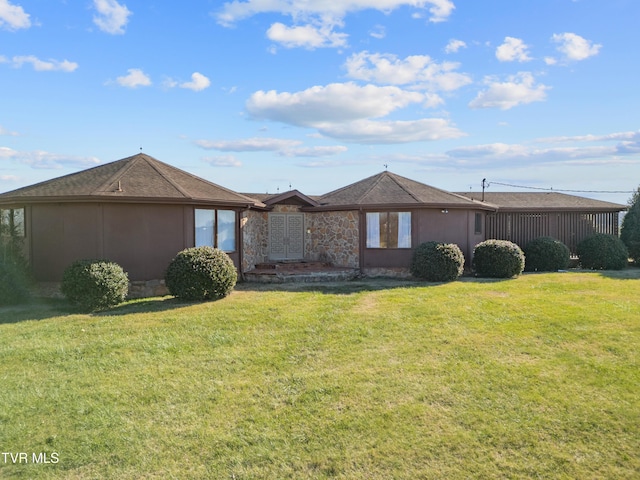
[61,259,129,312]
[411,241,465,282]
[576,234,628,270]
[473,239,525,278]
[524,236,570,272]
[165,246,237,301]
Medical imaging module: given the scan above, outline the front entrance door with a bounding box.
[269,213,304,260]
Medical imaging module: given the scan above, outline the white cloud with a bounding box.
[495,37,532,62]
[423,93,445,108]
[280,145,348,157]
[196,137,347,157]
[447,143,529,159]
[442,130,640,168]
[245,82,464,144]
[0,125,19,136]
[551,32,601,62]
[444,39,466,53]
[344,51,472,92]
[267,22,347,49]
[537,131,640,144]
[6,55,78,72]
[0,146,16,158]
[115,68,151,88]
[93,0,132,35]
[216,0,455,26]
[535,130,640,156]
[469,72,549,110]
[216,1,454,49]
[315,118,465,144]
[0,0,31,31]
[247,82,424,127]
[180,72,211,91]
[202,155,242,167]
[448,143,616,163]
[196,137,302,152]
[369,25,386,39]
[0,147,101,169]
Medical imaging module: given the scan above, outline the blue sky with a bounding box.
[0,0,637,204]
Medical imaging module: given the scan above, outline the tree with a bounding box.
[620,186,640,264]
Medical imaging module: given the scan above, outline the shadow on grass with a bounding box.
[561,265,640,280]
[236,277,423,295]
[0,296,198,323]
[0,298,71,324]
[234,274,514,295]
[95,296,196,317]
[596,266,640,280]
[0,272,563,323]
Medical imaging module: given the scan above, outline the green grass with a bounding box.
[1,271,639,479]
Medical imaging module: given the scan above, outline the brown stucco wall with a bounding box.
[362,208,486,274]
[29,203,193,282]
[415,208,485,260]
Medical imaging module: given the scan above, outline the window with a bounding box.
[475,213,483,235]
[366,212,411,248]
[0,208,25,237]
[195,209,236,251]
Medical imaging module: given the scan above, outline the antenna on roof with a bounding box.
[384,164,389,170]
[140,147,143,153]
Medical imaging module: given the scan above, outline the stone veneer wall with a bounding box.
[241,209,268,273]
[241,206,360,271]
[307,210,359,268]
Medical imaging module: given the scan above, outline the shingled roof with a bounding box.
[316,171,495,210]
[0,153,262,207]
[458,192,626,212]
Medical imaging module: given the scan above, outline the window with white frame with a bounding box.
[195,209,236,251]
[366,212,411,248]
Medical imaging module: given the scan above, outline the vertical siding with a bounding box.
[486,211,620,255]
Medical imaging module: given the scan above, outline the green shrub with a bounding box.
[577,234,628,270]
[411,241,465,282]
[524,236,570,272]
[473,239,525,278]
[165,247,237,301]
[620,186,640,264]
[0,257,31,306]
[61,259,129,312]
[0,231,31,306]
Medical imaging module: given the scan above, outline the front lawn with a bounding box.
[1,271,639,479]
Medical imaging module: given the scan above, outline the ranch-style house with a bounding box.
[0,153,626,294]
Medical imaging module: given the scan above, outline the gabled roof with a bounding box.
[261,189,320,208]
[0,153,263,207]
[458,192,626,212]
[316,171,494,210]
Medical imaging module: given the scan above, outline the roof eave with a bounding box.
[492,206,627,213]
[303,202,497,212]
[0,195,261,208]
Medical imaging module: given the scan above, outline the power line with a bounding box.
[487,181,634,194]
